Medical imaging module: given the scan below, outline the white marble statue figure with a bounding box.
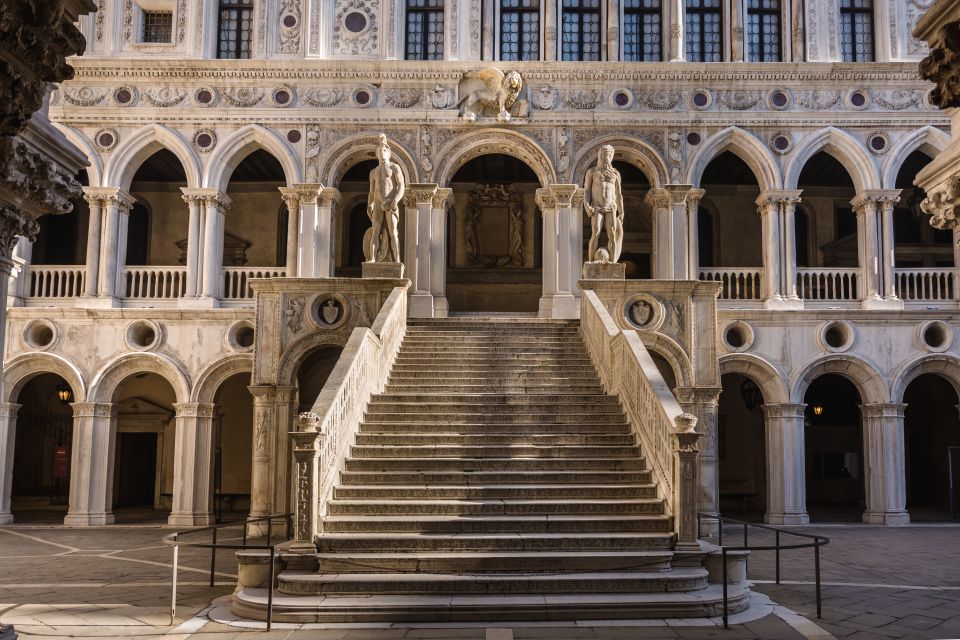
[365,134,406,263]
[582,144,625,263]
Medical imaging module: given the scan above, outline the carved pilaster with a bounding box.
[291,411,323,545]
[673,413,701,551]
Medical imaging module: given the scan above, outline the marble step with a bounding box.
[333,484,659,500]
[349,445,641,459]
[365,401,621,413]
[338,470,652,485]
[320,514,673,534]
[388,366,601,376]
[360,413,628,424]
[370,393,617,404]
[342,457,646,472]
[311,550,674,573]
[327,498,665,516]
[398,343,588,352]
[314,531,674,553]
[359,422,632,433]
[401,336,582,344]
[393,355,594,364]
[277,567,707,596]
[354,433,636,446]
[383,384,606,394]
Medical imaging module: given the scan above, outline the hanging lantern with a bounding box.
[739,378,762,412]
[56,384,73,405]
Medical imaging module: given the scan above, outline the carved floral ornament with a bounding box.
[920,174,960,232]
[919,21,960,109]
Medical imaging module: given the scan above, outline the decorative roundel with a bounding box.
[867,132,890,155]
[690,89,712,110]
[94,128,119,152]
[623,294,664,332]
[918,320,953,352]
[310,292,351,330]
[287,129,302,144]
[344,10,369,34]
[272,85,294,107]
[351,86,376,108]
[227,320,256,351]
[770,131,793,155]
[113,86,137,106]
[125,319,163,352]
[194,86,218,107]
[722,320,755,353]
[686,132,702,146]
[282,13,298,28]
[818,320,855,353]
[847,89,869,110]
[23,319,58,351]
[193,128,217,152]
[610,89,634,109]
[768,89,791,110]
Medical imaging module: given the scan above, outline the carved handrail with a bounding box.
[580,290,700,548]
[124,266,187,299]
[894,268,955,301]
[291,287,408,545]
[795,268,859,301]
[26,265,85,298]
[699,268,762,300]
[223,267,286,300]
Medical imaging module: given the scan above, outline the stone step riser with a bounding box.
[383,386,606,394]
[314,535,674,554]
[398,346,587,353]
[339,471,652,485]
[366,403,622,413]
[370,395,618,404]
[349,446,642,458]
[362,415,629,424]
[343,458,646,472]
[354,435,636,446]
[327,501,665,516]
[322,519,672,534]
[395,355,592,361]
[333,486,658,500]
[360,423,632,433]
[312,553,674,574]
[278,574,707,596]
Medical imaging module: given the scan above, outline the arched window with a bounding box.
[500,0,540,61]
[126,202,151,266]
[561,0,601,61]
[405,0,445,60]
[685,0,722,62]
[840,0,874,62]
[623,0,661,61]
[747,0,781,62]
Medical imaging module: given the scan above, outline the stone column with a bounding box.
[403,183,439,317]
[756,192,783,305]
[537,184,580,319]
[96,189,134,303]
[762,403,810,525]
[290,412,323,549]
[272,386,296,532]
[861,403,910,524]
[64,402,117,526]
[180,188,206,298]
[0,403,20,525]
[81,190,103,297]
[677,387,720,534]
[876,190,902,302]
[168,403,216,527]
[431,188,452,317]
[316,188,341,278]
[661,185,693,279]
[544,0,557,61]
[294,184,322,277]
[851,192,883,307]
[606,0,619,61]
[482,0,495,60]
[646,188,673,279]
[673,413,701,552]
[278,188,300,277]
[200,191,231,302]
[730,0,745,61]
[248,385,277,525]
[779,191,803,303]
[669,0,685,61]
[686,188,705,280]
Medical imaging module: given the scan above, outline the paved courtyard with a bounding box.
[0,522,957,640]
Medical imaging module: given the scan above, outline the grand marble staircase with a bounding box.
[233,318,746,622]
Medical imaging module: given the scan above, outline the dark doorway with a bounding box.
[718,373,766,519]
[114,432,157,508]
[904,373,960,520]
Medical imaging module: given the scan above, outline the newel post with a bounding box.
[291,411,324,549]
[673,412,702,552]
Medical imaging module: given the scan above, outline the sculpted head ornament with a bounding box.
[376,133,392,163]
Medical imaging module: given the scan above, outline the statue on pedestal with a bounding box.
[582,144,624,264]
[364,134,405,263]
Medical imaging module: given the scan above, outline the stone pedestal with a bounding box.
[582,262,625,279]
[362,262,405,279]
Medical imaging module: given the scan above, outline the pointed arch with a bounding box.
[881,126,950,189]
[686,127,781,192]
[571,136,669,189]
[104,124,201,191]
[88,352,191,404]
[434,129,556,188]
[784,127,879,193]
[789,353,888,404]
[320,134,419,189]
[52,124,102,187]
[203,124,302,191]
[890,354,960,404]
[720,354,790,405]
[3,352,86,404]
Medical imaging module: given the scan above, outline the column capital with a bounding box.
[248,385,278,402]
[173,402,216,418]
[81,186,106,208]
[84,187,135,210]
[0,206,40,259]
[687,187,706,206]
[755,192,781,216]
[537,184,581,209]
[181,188,230,212]
[318,187,342,207]
[432,187,453,210]
[0,403,21,419]
[403,183,439,207]
[758,189,803,205]
[644,187,672,209]
[71,402,116,418]
[762,403,807,419]
[664,184,695,205]
[673,386,721,406]
[851,189,901,214]
[861,402,907,419]
[278,186,300,206]
[290,183,325,203]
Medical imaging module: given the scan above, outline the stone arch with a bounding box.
[320,134,419,188]
[52,123,102,187]
[881,126,950,189]
[890,354,960,404]
[203,124,301,191]
[571,136,668,188]
[784,127,879,193]
[686,126,781,192]
[639,333,693,388]
[88,352,191,404]
[719,354,789,405]
[191,353,253,403]
[435,129,556,188]
[789,353,889,404]
[104,124,201,191]
[276,331,351,388]
[3,353,86,404]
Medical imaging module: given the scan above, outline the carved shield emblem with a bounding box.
[321,299,342,325]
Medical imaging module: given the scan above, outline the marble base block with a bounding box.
[362,261,405,279]
[582,262,626,279]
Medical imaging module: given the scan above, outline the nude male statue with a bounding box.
[582,144,625,263]
[365,134,406,263]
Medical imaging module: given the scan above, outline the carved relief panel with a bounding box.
[332,0,382,57]
[456,184,527,268]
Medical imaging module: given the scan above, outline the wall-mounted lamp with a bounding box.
[56,384,73,405]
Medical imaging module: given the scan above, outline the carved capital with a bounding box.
[664,184,694,206]
[0,206,40,260]
[918,22,960,109]
[851,190,901,216]
[547,184,580,208]
[297,411,321,432]
[71,402,115,419]
[861,403,907,419]
[173,402,216,419]
[403,183,439,207]
[761,403,807,419]
[293,183,325,204]
[921,173,960,232]
[319,187,342,208]
[644,188,671,210]
[432,187,453,210]
[278,186,300,209]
